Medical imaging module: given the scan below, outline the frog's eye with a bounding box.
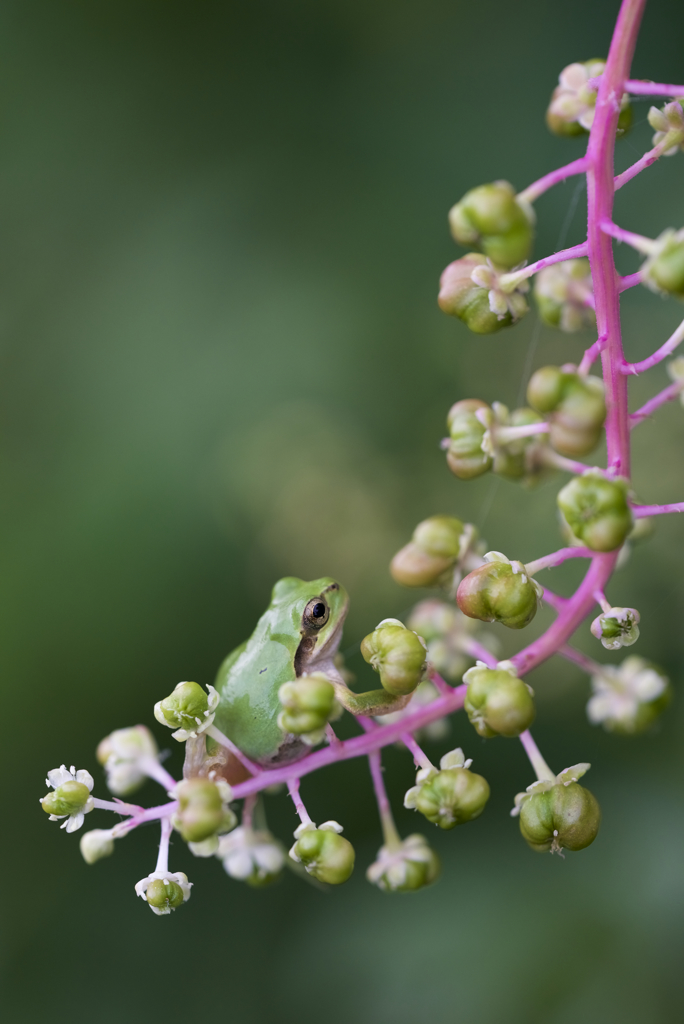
[303,598,330,629]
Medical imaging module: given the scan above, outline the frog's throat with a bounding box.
[294,609,347,680]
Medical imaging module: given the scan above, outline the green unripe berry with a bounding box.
[527,366,605,457]
[457,558,540,629]
[642,232,684,297]
[438,255,514,334]
[519,782,601,853]
[412,768,490,829]
[278,674,337,736]
[445,399,492,480]
[175,778,225,843]
[361,621,427,696]
[42,781,91,817]
[448,182,534,268]
[412,515,465,557]
[390,516,466,588]
[292,828,355,885]
[557,475,633,552]
[155,681,211,731]
[463,665,535,738]
[146,877,186,910]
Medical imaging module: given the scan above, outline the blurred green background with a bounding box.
[2,1,684,1021]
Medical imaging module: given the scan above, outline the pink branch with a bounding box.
[541,587,568,612]
[111,800,178,837]
[600,218,653,253]
[401,733,433,771]
[632,501,684,517]
[621,317,684,374]
[578,334,607,374]
[455,639,498,669]
[614,135,677,191]
[518,730,555,781]
[517,157,590,204]
[559,644,603,676]
[502,242,589,287]
[630,381,684,425]
[287,778,312,825]
[624,79,684,96]
[525,546,596,575]
[230,686,468,800]
[619,271,643,291]
[428,669,456,695]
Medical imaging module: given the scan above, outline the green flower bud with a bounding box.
[278,673,341,742]
[439,254,529,334]
[546,60,631,137]
[390,516,467,587]
[445,399,492,479]
[41,765,95,832]
[490,405,547,482]
[154,680,219,740]
[361,620,427,696]
[456,553,542,630]
[174,778,232,844]
[590,606,640,650]
[641,228,684,297]
[367,834,440,892]
[519,782,601,854]
[557,474,633,552]
[588,656,671,734]
[404,749,490,829]
[136,870,193,914]
[533,259,595,332]
[448,181,534,268]
[463,662,535,738]
[527,365,605,457]
[80,828,116,865]
[290,822,355,884]
[648,100,684,156]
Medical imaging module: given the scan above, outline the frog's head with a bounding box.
[271,576,349,677]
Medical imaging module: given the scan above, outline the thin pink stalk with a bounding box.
[559,643,603,676]
[368,750,402,848]
[112,800,178,837]
[632,501,684,517]
[287,778,312,825]
[578,334,607,374]
[542,449,593,475]
[230,685,467,800]
[517,157,590,204]
[619,271,642,291]
[614,135,677,191]
[207,724,262,776]
[525,546,595,575]
[155,817,173,875]
[455,638,497,668]
[630,381,684,425]
[141,758,177,793]
[621,316,684,374]
[541,587,567,612]
[518,730,555,782]
[501,242,589,288]
[497,421,550,441]
[600,218,653,252]
[325,723,342,749]
[623,79,684,96]
[401,733,433,771]
[92,796,144,815]
[428,669,456,694]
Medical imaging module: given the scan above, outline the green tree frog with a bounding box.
[213,576,409,769]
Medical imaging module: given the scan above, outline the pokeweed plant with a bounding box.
[40,0,684,910]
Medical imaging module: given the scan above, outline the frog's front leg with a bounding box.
[330,682,411,717]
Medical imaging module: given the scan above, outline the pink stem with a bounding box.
[614,137,674,191]
[525,546,595,574]
[542,450,594,475]
[619,271,642,291]
[502,242,589,286]
[630,381,684,425]
[368,750,402,848]
[622,317,684,374]
[401,733,433,771]
[242,793,256,830]
[428,669,455,694]
[325,723,342,749]
[578,334,607,374]
[560,644,603,675]
[230,685,468,800]
[287,778,312,825]
[632,501,684,517]
[623,79,684,96]
[206,724,262,776]
[518,730,555,781]
[456,639,498,669]
[111,800,178,837]
[141,758,178,792]
[600,218,653,252]
[541,587,567,611]
[92,796,144,815]
[518,157,590,204]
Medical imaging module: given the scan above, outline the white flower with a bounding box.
[548,60,629,132]
[154,682,220,741]
[366,834,439,892]
[42,765,95,833]
[217,826,285,883]
[470,260,529,321]
[96,725,159,796]
[590,606,640,650]
[135,871,192,915]
[80,828,115,864]
[648,100,684,154]
[510,763,591,817]
[587,657,668,731]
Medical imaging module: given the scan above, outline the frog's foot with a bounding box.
[331,682,411,717]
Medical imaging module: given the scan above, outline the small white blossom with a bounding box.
[548,60,628,132]
[217,826,285,883]
[366,834,439,892]
[648,100,684,154]
[590,606,640,650]
[80,828,116,864]
[135,871,192,915]
[587,657,668,732]
[42,765,95,833]
[534,259,595,332]
[470,261,529,321]
[96,725,159,796]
